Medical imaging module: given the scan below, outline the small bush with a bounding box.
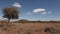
[26,32,31,34]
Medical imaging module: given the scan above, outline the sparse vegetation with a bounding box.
[0,21,60,34]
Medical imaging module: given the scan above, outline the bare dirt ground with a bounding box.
[0,22,60,34]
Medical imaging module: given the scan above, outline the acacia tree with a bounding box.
[3,7,19,22]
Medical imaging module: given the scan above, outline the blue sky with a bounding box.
[0,0,60,21]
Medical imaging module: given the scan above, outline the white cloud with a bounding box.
[33,8,45,13]
[12,2,21,8]
[26,8,52,15]
[41,12,47,15]
[33,8,52,15]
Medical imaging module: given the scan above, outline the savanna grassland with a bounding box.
[0,21,60,34]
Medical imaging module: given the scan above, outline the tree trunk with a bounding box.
[8,18,10,22]
[7,19,10,28]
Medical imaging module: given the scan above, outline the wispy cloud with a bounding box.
[12,2,21,8]
[26,12,32,15]
[41,12,47,15]
[48,11,52,13]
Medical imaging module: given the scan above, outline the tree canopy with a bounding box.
[3,7,19,21]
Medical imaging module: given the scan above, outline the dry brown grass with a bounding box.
[0,21,60,34]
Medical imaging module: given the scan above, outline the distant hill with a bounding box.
[0,19,60,23]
